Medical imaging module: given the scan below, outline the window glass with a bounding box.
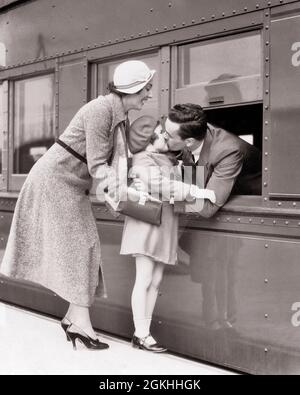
[177,32,262,107]
[13,74,55,174]
[97,53,159,122]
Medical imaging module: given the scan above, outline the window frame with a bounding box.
[170,28,265,209]
[7,68,58,191]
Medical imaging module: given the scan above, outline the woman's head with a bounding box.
[109,60,156,111]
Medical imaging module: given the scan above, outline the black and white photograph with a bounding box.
[0,0,300,377]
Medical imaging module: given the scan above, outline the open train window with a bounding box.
[175,31,263,196]
[93,52,159,123]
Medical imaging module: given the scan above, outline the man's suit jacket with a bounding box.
[180,124,262,218]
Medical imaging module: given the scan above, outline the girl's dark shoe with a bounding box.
[61,317,72,341]
[66,324,109,351]
[132,334,167,353]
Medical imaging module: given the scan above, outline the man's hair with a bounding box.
[168,103,207,141]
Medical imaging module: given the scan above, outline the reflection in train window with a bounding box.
[0,82,3,174]
[176,31,262,107]
[13,74,55,174]
[96,53,159,123]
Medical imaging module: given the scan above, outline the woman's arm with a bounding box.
[83,98,114,189]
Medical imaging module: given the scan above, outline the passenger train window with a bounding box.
[13,74,55,174]
[96,53,159,123]
[177,32,262,107]
[175,32,263,195]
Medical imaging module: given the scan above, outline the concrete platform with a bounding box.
[0,302,237,375]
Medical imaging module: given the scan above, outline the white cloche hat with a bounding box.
[113,60,156,94]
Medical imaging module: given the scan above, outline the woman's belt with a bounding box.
[56,138,87,164]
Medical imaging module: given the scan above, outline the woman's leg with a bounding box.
[132,255,155,338]
[64,304,97,339]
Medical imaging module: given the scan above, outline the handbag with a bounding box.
[104,187,163,226]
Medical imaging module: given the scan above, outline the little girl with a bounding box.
[120,116,215,352]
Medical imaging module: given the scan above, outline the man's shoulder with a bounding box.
[208,125,242,159]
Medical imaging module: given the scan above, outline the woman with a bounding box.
[120,116,216,352]
[0,60,155,351]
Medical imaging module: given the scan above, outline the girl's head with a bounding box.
[128,116,168,154]
[109,60,156,111]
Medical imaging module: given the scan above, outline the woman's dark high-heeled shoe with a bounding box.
[61,317,72,341]
[66,324,109,351]
[132,334,167,353]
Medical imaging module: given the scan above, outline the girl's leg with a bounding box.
[145,262,165,337]
[132,255,155,338]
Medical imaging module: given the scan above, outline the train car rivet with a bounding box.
[265,73,269,78]
[244,7,248,11]
[266,25,269,30]
[266,41,270,46]
[268,1,271,6]
[265,90,269,94]
[265,244,269,248]
[265,314,268,318]
[264,197,268,202]
[264,182,267,187]
[222,13,225,17]
[265,57,269,62]
[168,3,172,7]
[298,222,300,226]
[278,202,282,206]
[265,152,268,156]
[249,218,252,223]
[264,278,268,283]
[256,4,260,8]
[192,20,195,24]
[238,218,241,222]
[273,220,277,224]
[233,10,236,14]
[264,136,268,141]
[261,219,264,224]
[201,17,205,21]
[211,15,215,19]
[265,105,269,110]
[285,221,289,225]
[293,202,297,207]
[265,121,268,125]
[265,348,268,353]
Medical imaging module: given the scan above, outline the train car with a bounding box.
[1,0,300,375]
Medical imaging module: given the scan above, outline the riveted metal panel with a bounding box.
[0,0,299,67]
[269,12,300,198]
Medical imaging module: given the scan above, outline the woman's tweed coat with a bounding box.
[0,93,127,306]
